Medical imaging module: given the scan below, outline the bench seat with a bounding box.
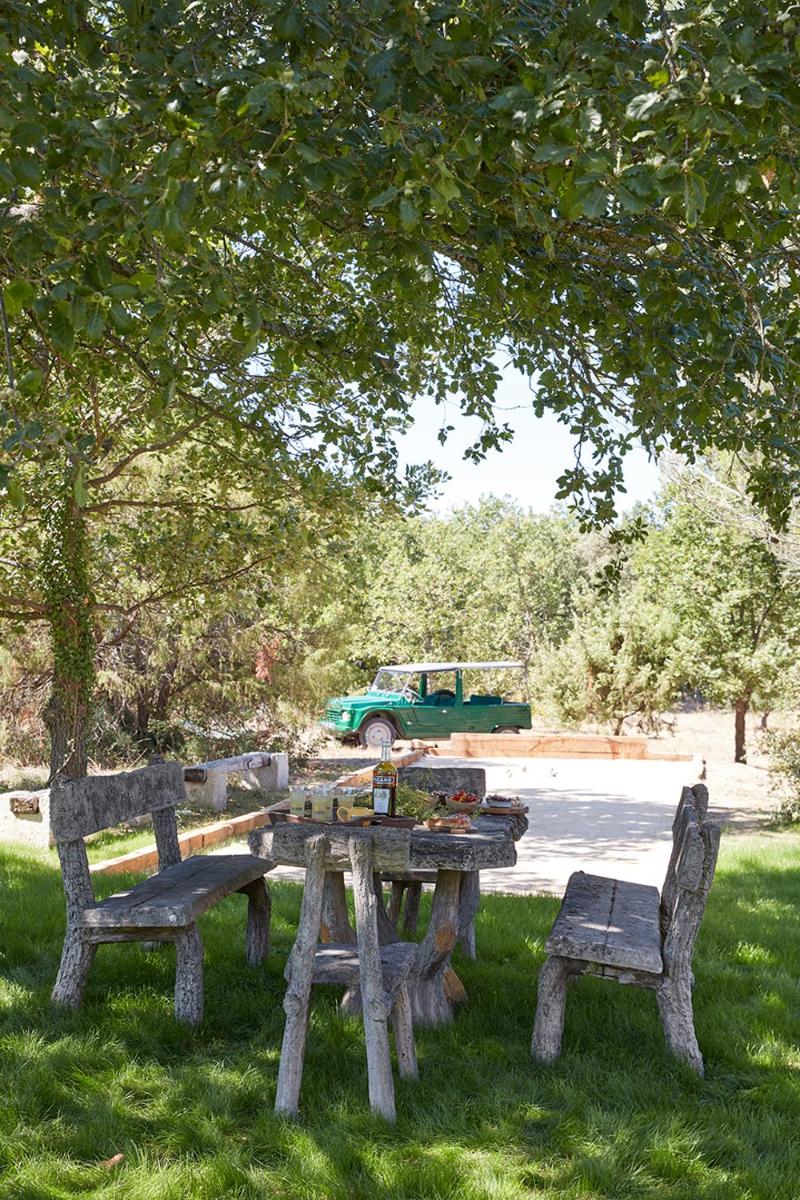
[546,870,663,975]
[81,854,271,930]
[309,942,418,998]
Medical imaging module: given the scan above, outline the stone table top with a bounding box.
[248,810,524,874]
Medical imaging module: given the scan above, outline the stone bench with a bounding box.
[184,751,289,812]
[50,762,273,1027]
[0,787,52,848]
[531,784,720,1075]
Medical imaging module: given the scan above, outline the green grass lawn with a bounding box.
[1,833,800,1199]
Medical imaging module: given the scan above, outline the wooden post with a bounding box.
[387,881,405,930]
[656,977,704,1074]
[275,834,328,1117]
[350,837,396,1121]
[413,869,462,1025]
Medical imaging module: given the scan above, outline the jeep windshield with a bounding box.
[370,669,412,693]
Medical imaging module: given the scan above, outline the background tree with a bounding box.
[353,499,583,686]
[635,501,800,762]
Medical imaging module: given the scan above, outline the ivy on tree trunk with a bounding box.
[41,484,95,779]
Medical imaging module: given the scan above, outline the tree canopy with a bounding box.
[3,0,800,518]
[3,0,800,773]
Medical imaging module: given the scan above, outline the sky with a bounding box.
[395,365,660,515]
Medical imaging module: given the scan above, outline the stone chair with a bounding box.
[50,762,272,1026]
[275,828,419,1121]
[531,783,720,1074]
[380,764,488,956]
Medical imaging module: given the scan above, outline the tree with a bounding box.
[635,501,800,762]
[352,499,585,696]
[4,1,800,774]
[539,528,680,734]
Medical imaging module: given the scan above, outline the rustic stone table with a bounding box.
[249,810,526,1026]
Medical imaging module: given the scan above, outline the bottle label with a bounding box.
[373,787,391,814]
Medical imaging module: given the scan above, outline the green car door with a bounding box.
[401,670,474,738]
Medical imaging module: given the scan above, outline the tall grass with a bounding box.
[1,833,799,1198]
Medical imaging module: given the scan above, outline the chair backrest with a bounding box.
[50,762,185,916]
[659,784,721,977]
[399,766,487,800]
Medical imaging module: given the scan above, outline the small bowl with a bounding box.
[445,797,482,814]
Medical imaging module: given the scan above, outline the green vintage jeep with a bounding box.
[321,661,532,749]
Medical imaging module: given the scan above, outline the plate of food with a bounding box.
[482,794,525,815]
[424,812,475,834]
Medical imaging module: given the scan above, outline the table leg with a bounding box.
[320,872,355,944]
[457,870,480,960]
[410,869,468,1026]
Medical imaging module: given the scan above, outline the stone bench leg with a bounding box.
[174,923,204,1026]
[51,929,97,1010]
[457,871,480,960]
[391,983,418,1079]
[241,878,271,965]
[531,956,572,1064]
[402,883,422,934]
[252,752,289,794]
[387,881,405,930]
[656,975,704,1075]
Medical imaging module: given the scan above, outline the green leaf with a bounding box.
[18,368,42,395]
[48,304,75,356]
[85,302,107,341]
[369,186,400,209]
[4,475,24,508]
[625,91,668,121]
[399,198,420,230]
[109,303,137,333]
[683,172,708,227]
[3,278,34,317]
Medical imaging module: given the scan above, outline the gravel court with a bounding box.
[216,755,699,896]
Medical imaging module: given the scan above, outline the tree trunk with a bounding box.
[760,710,770,731]
[734,695,750,764]
[42,485,95,780]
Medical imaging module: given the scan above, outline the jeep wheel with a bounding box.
[359,717,397,750]
[493,726,521,735]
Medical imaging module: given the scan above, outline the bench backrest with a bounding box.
[659,784,721,976]
[51,762,185,916]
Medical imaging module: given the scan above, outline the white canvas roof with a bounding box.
[382,662,524,673]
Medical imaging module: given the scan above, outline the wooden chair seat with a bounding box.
[275,830,419,1121]
[546,872,663,975]
[308,942,418,997]
[81,855,271,932]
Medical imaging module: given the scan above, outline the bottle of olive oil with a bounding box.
[371,740,397,817]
